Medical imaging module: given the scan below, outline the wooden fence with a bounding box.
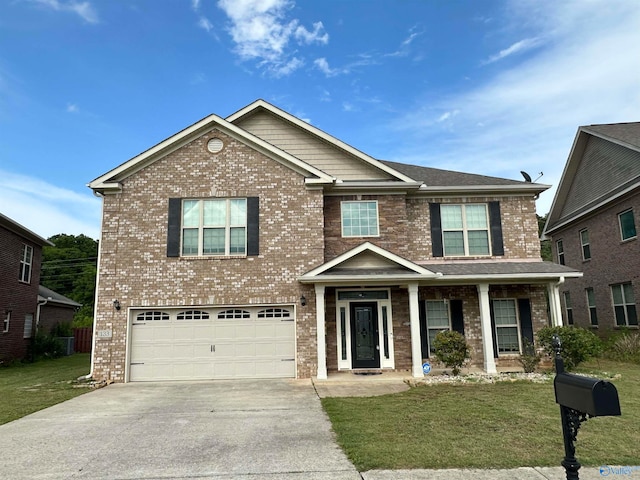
[73,327,93,353]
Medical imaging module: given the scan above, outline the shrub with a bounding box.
[432,330,470,376]
[51,322,73,337]
[27,333,65,362]
[604,331,640,364]
[518,338,541,373]
[537,326,602,371]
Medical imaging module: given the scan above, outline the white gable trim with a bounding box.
[299,242,437,281]
[227,100,418,184]
[88,113,335,193]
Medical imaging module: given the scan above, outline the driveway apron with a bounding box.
[0,379,360,480]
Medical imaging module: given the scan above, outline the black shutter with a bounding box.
[167,198,182,257]
[489,300,499,358]
[247,197,259,256]
[518,298,534,345]
[419,300,428,358]
[450,300,465,335]
[429,203,443,257]
[488,201,504,256]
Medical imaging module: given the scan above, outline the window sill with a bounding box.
[614,325,639,329]
[180,255,250,260]
[621,236,637,244]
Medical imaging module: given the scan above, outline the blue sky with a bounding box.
[1,0,639,240]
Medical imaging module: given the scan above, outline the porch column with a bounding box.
[315,284,327,380]
[477,283,497,374]
[408,283,424,378]
[548,279,564,327]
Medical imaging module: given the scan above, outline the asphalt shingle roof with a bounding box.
[584,122,640,150]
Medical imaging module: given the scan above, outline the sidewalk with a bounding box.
[363,466,613,479]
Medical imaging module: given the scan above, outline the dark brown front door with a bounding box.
[350,302,380,369]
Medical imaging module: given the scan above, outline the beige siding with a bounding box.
[235,111,394,181]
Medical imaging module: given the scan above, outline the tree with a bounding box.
[41,234,98,326]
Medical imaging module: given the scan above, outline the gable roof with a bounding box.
[38,285,82,308]
[544,122,640,235]
[0,213,53,247]
[88,112,335,194]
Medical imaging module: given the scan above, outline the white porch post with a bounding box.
[314,284,327,380]
[408,283,424,378]
[477,283,497,374]
[548,280,564,327]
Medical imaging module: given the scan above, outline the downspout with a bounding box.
[550,276,565,327]
[36,297,51,332]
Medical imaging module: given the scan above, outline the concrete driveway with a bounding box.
[0,379,360,480]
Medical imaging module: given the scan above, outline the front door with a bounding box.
[350,302,380,369]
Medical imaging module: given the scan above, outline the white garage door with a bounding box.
[129,306,295,381]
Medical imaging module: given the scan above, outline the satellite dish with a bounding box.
[520,171,532,182]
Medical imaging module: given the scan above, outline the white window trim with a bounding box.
[335,289,394,370]
[425,300,452,354]
[618,209,637,242]
[23,313,34,338]
[585,288,597,326]
[442,203,492,257]
[611,283,637,327]
[563,291,573,325]
[340,201,380,238]
[556,239,565,265]
[181,198,247,257]
[19,244,33,283]
[580,229,591,261]
[3,311,10,333]
[492,298,522,355]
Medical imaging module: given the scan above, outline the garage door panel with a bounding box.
[129,306,295,381]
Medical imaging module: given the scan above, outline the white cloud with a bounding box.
[66,103,79,113]
[483,37,543,64]
[198,17,214,32]
[216,0,328,76]
[0,170,101,239]
[391,0,640,215]
[191,0,201,11]
[313,58,338,77]
[30,0,99,24]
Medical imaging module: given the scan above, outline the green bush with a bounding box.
[537,326,602,371]
[603,331,640,364]
[432,330,470,376]
[518,338,541,373]
[51,322,73,337]
[27,333,65,362]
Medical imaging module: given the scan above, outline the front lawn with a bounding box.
[0,354,91,425]
[321,360,640,471]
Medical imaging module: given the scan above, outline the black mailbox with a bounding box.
[554,372,621,417]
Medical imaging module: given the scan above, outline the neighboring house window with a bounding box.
[425,300,451,353]
[586,288,597,326]
[556,240,565,265]
[492,299,520,354]
[341,201,379,237]
[619,209,637,241]
[580,229,591,260]
[563,291,574,325]
[440,204,490,256]
[182,198,247,256]
[3,311,10,333]
[19,244,33,283]
[611,283,638,327]
[23,314,33,338]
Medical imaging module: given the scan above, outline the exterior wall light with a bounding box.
[300,295,306,306]
[113,299,121,311]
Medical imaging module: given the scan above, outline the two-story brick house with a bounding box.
[88,100,579,382]
[543,123,640,330]
[0,213,53,362]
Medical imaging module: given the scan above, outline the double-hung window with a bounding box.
[425,300,451,353]
[3,311,9,333]
[492,299,520,354]
[182,198,247,256]
[441,204,490,256]
[556,240,565,265]
[611,283,638,326]
[563,291,574,325]
[619,209,637,241]
[19,244,33,283]
[23,314,33,338]
[580,229,591,260]
[586,288,597,326]
[341,201,379,237]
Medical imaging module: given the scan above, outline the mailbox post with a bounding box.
[552,335,621,480]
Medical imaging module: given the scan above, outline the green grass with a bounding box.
[0,354,91,425]
[322,360,640,471]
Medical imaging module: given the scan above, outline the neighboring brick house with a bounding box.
[37,285,82,334]
[0,213,53,362]
[88,99,579,383]
[543,123,640,331]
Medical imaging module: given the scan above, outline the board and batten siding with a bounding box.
[235,111,394,181]
[560,136,640,219]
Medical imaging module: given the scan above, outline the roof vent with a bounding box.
[207,138,224,153]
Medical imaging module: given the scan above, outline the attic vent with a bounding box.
[207,138,224,153]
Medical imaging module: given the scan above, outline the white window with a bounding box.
[619,209,637,241]
[217,309,250,319]
[258,308,291,318]
[136,311,170,322]
[580,229,591,260]
[563,292,574,325]
[556,240,565,265]
[492,299,520,354]
[611,283,638,327]
[586,288,597,326]
[441,204,490,256]
[23,314,34,338]
[19,244,33,283]
[182,198,247,256]
[176,310,210,320]
[3,311,10,333]
[425,300,451,353]
[341,201,379,237]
